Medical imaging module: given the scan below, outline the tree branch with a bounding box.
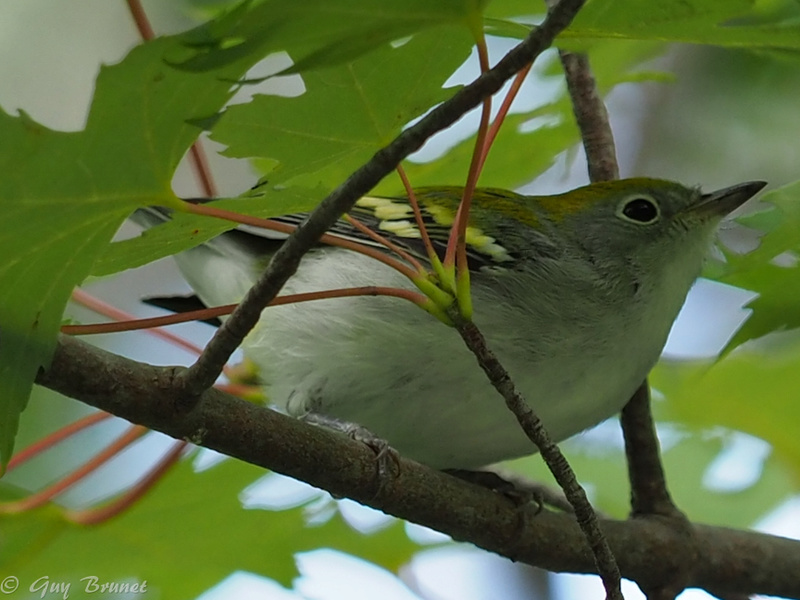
[35,334,800,598]
[559,50,619,181]
[621,384,683,519]
[452,314,622,598]
[620,385,693,598]
[177,0,589,397]
[560,47,686,521]
[559,47,690,598]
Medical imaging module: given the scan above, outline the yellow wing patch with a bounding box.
[356,196,413,220]
[355,195,512,263]
[379,219,421,238]
[464,227,512,262]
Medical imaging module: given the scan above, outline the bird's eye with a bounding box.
[619,196,659,224]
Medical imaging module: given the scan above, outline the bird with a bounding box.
[134,178,766,469]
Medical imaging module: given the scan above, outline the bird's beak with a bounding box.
[691,181,767,219]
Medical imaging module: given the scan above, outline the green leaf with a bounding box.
[0,112,120,470]
[0,456,422,598]
[91,185,326,277]
[209,26,474,186]
[488,0,800,50]
[560,0,800,51]
[395,108,577,192]
[180,0,487,73]
[391,39,667,193]
[95,26,476,275]
[714,181,800,353]
[722,264,800,354]
[507,419,795,527]
[727,181,800,271]
[0,29,266,465]
[651,343,800,475]
[658,431,794,526]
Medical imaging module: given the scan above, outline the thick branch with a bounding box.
[179,0,589,396]
[35,334,800,598]
[621,384,682,519]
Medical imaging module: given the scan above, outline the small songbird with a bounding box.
[135,178,765,469]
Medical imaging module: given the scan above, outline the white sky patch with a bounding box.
[702,432,771,493]
[294,549,422,600]
[197,572,301,600]
[664,278,757,359]
[240,472,324,510]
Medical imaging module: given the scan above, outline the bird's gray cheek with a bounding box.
[626,258,643,297]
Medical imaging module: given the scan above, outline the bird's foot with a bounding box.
[444,469,544,513]
[301,412,401,481]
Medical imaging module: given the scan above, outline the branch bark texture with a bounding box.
[36,334,800,599]
[559,50,619,181]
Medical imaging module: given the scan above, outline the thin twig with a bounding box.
[125,0,155,40]
[452,314,622,600]
[343,214,426,272]
[5,412,112,472]
[70,288,206,356]
[125,0,218,198]
[182,202,421,282]
[479,63,532,173]
[397,165,440,267]
[64,440,188,525]
[188,143,218,198]
[621,387,693,598]
[63,287,427,335]
[445,32,492,295]
[176,0,590,397]
[0,426,147,513]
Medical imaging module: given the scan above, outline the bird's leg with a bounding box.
[300,412,401,480]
